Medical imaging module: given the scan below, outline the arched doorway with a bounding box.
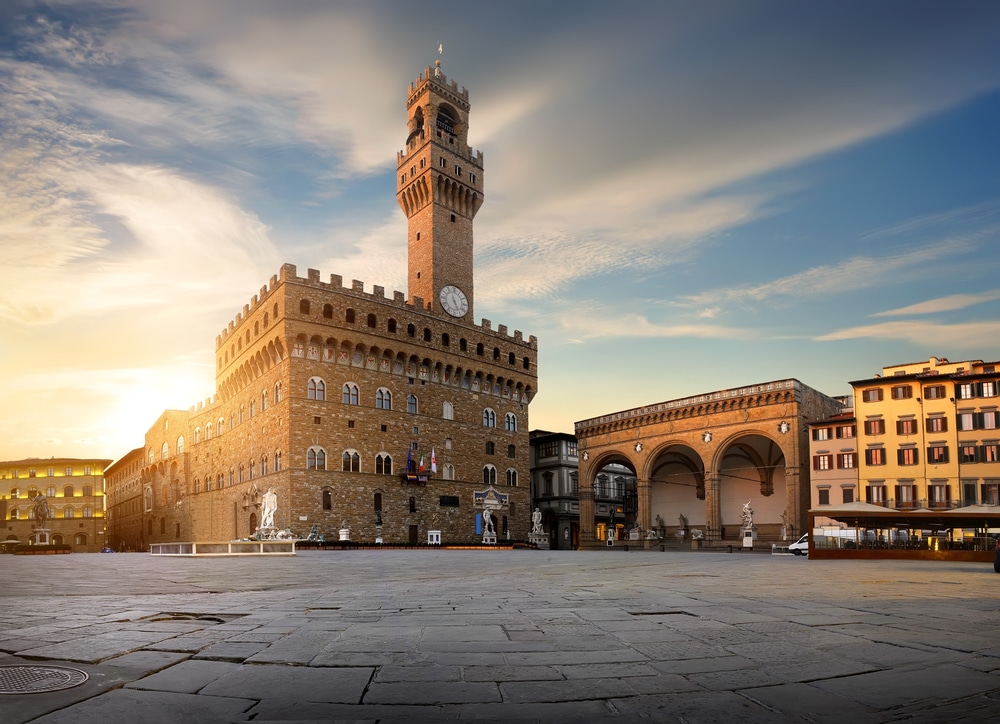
[588,458,637,543]
[715,433,787,541]
[648,444,706,541]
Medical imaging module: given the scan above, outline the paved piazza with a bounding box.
[1,549,999,723]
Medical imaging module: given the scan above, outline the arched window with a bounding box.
[274,381,283,402]
[9,488,18,499]
[485,441,495,455]
[308,377,326,401]
[249,400,255,418]
[206,422,213,440]
[443,401,454,420]
[483,465,497,485]
[388,318,397,333]
[407,394,418,414]
[82,485,92,497]
[261,390,267,411]
[9,508,18,519]
[148,448,155,464]
[460,338,468,351]
[505,413,517,432]
[493,347,500,360]
[423,328,431,342]
[507,444,516,458]
[64,506,75,519]
[64,485,74,498]
[307,447,326,470]
[375,453,392,475]
[483,409,496,428]
[161,442,169,460]
[476,343,484,356]
[407,324,416,337]
[443,463,455,480]
[342,383,359,405]
[194,478,202,494]
[367,313,376,328]
[74,533,87,546]
[322,489,332,510]
[240,405,245,424]
[508,352,516,365]
[323,303,333,319]
[45,486,54,497]
[274,450,282,472]
[239,465,245,483]
[83,506,93,518]
[176,435,185,454]
[442,333,450,346]
[376,388,392,410]
[299,299,310,314]
[342,450,360,473]
[346,308,356,324]
[506,469,518,487]
[261,455,268,476]
[194,427,201,444]
[229,468,235,486]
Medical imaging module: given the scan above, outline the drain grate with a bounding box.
[141,612,248,624]
[0,665,89,695]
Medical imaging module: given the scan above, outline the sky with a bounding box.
[2,0,1000,464]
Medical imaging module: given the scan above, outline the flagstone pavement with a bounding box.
[1,548,999,722]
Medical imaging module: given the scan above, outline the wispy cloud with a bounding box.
[874,290,1000,317]
[680,237,980,311]
[817,320,1000,346]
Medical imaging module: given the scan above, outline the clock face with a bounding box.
[439,285,468,317]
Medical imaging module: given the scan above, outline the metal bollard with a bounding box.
[728,545,733,553]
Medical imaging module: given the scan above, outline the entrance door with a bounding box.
[571,523,580,550]
[408,524,418,544]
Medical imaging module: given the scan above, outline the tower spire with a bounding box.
[397,62,484,321]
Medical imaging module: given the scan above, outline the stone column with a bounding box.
[784,465,803,540]
[705,472,722,541]
[636,477,651,534]
[578,460,596,546]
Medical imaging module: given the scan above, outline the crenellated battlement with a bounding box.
[216,263,536,350]
[408,66,468,105]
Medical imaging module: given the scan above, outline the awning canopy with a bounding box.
[809,502,1000,530]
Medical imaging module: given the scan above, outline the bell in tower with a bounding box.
[396,60,484,321]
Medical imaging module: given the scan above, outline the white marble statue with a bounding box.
[261,487,277,529]
[531,508,543,534]
[741,500,754,529]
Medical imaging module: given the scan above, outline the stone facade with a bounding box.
[1,457,110,552]
[575,379,845,549]
[118,62,537,546]
[104,446,144,551]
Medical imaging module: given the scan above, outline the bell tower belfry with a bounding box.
[397,60,483,321]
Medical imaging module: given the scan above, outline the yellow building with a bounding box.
[1,457,110,552]
[851,356,1000,511]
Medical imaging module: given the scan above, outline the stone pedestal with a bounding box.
[482,534,497,545]
[529,533,549,549]
[741,527,756,548]
[32,529,51,545]
[375,525,383,544]
[339,528,350,542]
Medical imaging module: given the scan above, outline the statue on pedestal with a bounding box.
[33,494,50,528]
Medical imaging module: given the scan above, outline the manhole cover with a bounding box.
[0,665,89,695]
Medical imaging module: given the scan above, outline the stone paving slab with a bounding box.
[1,550,999,722]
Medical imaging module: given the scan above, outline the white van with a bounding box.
[789,534,809,556]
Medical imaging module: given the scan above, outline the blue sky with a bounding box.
[2,0,1000,462]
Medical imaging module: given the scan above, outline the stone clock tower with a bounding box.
[397,60,483,321]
